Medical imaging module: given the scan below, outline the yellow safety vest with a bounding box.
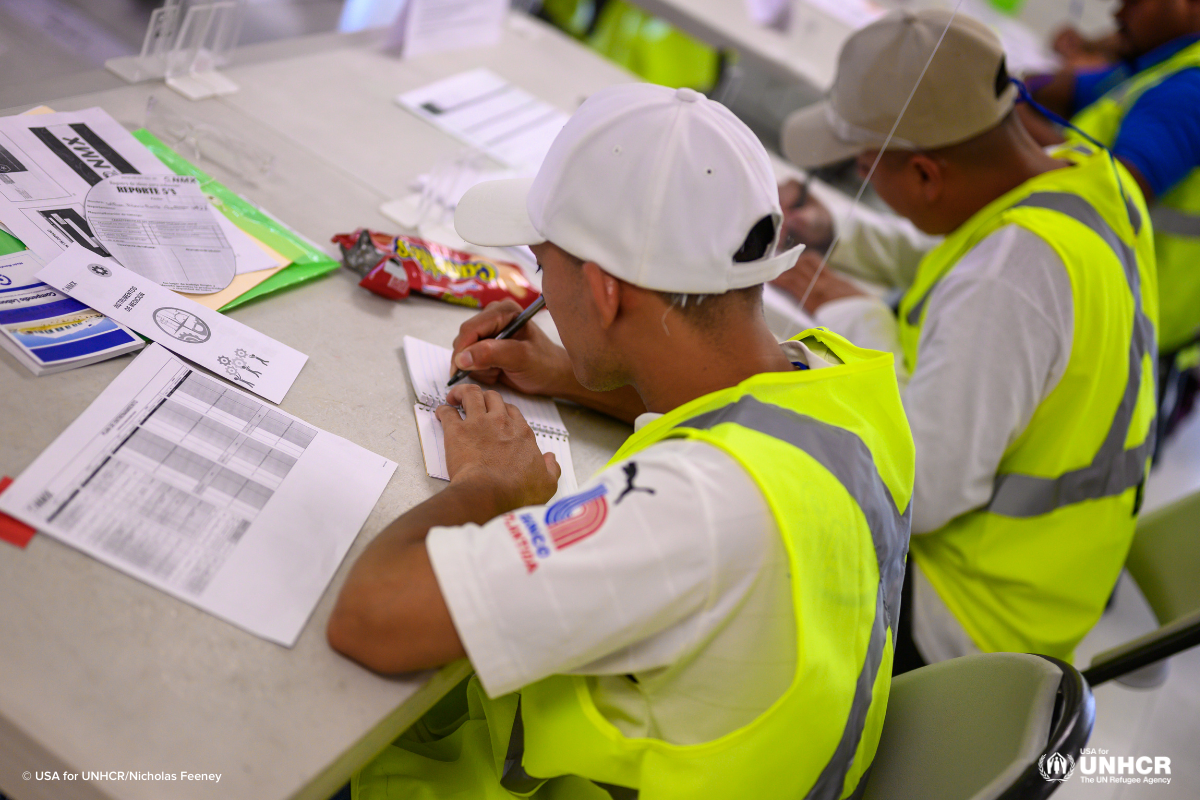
[1070,38,1200,352]
[354,329,914,800]
[900,147,1159,662]
[540,0,720,91]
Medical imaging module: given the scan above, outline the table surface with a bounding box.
[0,18,636,800]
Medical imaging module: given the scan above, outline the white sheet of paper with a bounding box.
[39,245,307,404]
[397,69,569,172]
[0,107,172,262]
[403,336,577,497]
[403,334,565,429]
[414,404,577,498]
[746,0,790,29]
[386,0,507,59]
[0,344,397,646]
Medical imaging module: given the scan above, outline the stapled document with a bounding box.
[0,107,278,285]
[85,173,275,292]
[387,0,507,59]
[397,69,569,172]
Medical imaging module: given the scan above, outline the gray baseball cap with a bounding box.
[782,9,1018,168]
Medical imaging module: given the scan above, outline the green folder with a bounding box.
[132,129,339,311]
[0,229,22,257]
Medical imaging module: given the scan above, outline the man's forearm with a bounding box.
[809,181,937,289]
[327,479,503,673]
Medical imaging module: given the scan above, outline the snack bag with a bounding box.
[333,229,540,309]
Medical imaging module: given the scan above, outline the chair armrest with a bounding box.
[1083,609,1200,687]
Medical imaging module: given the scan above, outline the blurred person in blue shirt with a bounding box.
[1028,0,1200,437]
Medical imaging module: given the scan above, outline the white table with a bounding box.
[0,18,635,800]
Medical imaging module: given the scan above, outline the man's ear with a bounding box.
[910,153,944,203]
[581,261,621,330]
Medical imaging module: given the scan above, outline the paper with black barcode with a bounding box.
[403,335,576,498]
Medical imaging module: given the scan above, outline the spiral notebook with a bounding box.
[403,336,577,497]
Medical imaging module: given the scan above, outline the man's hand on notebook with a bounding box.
[439,383,562,512]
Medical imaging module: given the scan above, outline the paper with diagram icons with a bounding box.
[38,245,306,403]
[403,335,576,499]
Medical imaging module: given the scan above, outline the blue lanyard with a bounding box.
[1010,77,1137,223]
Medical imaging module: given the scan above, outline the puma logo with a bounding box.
[616,462,656,504]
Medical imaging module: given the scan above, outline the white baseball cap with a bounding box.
[782,9,1017,168]
[454,83,803,294]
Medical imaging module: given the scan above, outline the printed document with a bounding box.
[397,69,569,172]
[0,344,397,646]
[0,107,277,288]
[0,248,141,375]
[403,335,577,498]
[39,244,308,404]
[803,0,885,29]
[85,174,275,292]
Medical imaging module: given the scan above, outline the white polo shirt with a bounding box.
[426,341,833,745]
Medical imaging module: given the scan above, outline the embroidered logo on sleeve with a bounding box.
[503,484,611,573]
[544,484,609,549]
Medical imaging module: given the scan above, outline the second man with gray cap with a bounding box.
[776,9,1160,671]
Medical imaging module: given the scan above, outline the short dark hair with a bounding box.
[655,215,775,327]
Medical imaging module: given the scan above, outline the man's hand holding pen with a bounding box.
[448,299,577,398]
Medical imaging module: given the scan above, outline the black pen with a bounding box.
[447,295,547,387]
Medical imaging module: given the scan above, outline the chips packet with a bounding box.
[333,229,540,309]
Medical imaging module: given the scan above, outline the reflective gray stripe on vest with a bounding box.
[985,192,1157,518]
[1150,206,1200,237]
[679,396,911,800]
[1125,191,1143,236]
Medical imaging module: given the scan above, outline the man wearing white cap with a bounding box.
[328,83,914,799]
[775,10,1159,672]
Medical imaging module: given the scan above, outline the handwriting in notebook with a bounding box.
[403,336,577,497]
